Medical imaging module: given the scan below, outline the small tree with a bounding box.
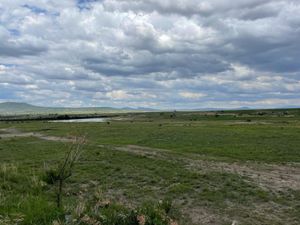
[45,136,86,208]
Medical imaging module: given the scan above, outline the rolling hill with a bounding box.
[0,102,150,115]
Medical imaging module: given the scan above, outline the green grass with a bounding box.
[0,109,300,224]
[3,115,299,162]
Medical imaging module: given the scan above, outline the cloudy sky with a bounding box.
[0,0,300,109]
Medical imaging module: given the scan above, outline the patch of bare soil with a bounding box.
[0,128,73,142]
[180,206,227,225]
[185,159,300,192]
[226,121,272,125]
[194,154,299,192]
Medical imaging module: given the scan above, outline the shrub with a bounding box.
[43,136,86,208]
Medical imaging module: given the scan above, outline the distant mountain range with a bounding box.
[0,102,155,115]
[2,102,297,116]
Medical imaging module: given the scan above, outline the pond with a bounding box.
[50,118,110,123]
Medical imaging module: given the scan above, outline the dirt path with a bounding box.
[0,128,73,142]
[99,144,300,192]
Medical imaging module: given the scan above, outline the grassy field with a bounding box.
[0,109,300,225]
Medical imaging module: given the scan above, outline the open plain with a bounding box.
[1,109,300,225]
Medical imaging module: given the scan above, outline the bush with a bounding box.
[43,169,60,185]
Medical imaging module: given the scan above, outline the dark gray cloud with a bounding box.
[0,26,47,56]
[102,0,276,17]
[0,0,299,108]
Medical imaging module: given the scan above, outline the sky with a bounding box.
[0,0,300,109]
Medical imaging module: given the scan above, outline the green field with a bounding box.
[1,110,300,225]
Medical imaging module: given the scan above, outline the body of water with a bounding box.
[50,118,109,123]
